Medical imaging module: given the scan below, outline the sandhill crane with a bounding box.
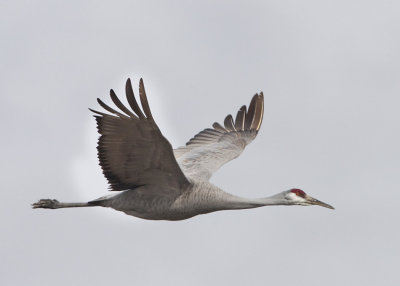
[32,78,334,220]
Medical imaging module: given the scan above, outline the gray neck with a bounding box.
[222,193,289,210]
[180,183,289,214]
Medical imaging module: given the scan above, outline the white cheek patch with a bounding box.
[286,192,306,203]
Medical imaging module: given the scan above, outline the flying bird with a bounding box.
[32,78,334,220]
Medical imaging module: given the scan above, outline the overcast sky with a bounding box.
[1,0,400,285]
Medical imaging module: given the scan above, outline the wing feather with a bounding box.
[174,93,264,181]
[125,78,146,119]
[244,94,258,130]
[110,89,137,118]
[212,122,226,132]
[250,92,264,130]
[235,105,246,131]
[97,98,129,119]
[91,78,190,192]
[224,115,236,131]
[139,78,153,119]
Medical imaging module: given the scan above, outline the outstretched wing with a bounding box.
[174,93,264,181]
[90,78,190,192]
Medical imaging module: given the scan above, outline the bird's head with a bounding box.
[283,188,334,209]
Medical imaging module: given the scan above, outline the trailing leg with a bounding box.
[32,199,100,209]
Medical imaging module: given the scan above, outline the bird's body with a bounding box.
[33,78,334,220]
[98,181,228,220]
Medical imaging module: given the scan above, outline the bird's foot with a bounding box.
[32,199,60,209]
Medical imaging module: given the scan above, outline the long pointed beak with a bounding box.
[306,195,335,209]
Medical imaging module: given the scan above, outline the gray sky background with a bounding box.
[1,0,399,285]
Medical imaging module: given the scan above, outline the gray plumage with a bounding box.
[32,78,334,220]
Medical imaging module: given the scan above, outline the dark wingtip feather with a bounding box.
[139,78,153,119]
[224,114,236,132]
[89,108,103,116]
[244,94,258,130]
[250,93,264,131]
[110,89,137,118]
[125,78,146,119]
[212,122,226,132]
[235,105,246,131]
[96,98,128,118]
[211,92,264,134]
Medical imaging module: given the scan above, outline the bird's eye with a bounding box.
[290,188,306,198]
